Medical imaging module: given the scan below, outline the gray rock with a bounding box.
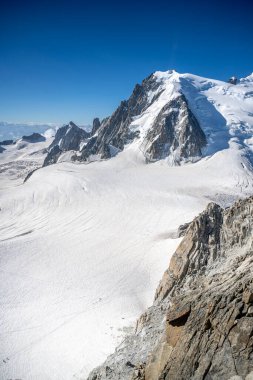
[141,94,206,163]
[79,74,166,161]
[49,121,89,152]
[43,74,207,166]
[87,196,253,380]
[92,118,101,135]
[43,145,62,167]
[22,133,46,143]
[43,121,89,166]
[79,74,206,164]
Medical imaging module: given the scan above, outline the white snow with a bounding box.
[0,70,253,380]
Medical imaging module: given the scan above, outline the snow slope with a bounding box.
[0,71,253,380]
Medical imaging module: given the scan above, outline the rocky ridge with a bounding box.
[43,71,207,166]
[87,196,253,380]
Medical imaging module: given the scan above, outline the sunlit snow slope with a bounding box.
[1,71,253,380]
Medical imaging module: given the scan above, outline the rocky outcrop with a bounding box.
[43,122,89,166]
[43,145,62,167]
[87,196,253,380]
[22,133,46,143]
[92,118,101,135]
[228,77,238,85]
[48,121,89,151]
[79,74,162,161]
[141,94,206,163]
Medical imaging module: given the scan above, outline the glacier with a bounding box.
[0,70,253,379]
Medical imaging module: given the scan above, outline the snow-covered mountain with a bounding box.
[43,70,253,167]
[0,70,253,380]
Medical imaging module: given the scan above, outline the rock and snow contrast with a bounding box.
[89,197,253,380]
[43,70,253,166]
[0,70,253,380]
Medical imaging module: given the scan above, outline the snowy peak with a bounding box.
[43,121,90,166]
[240,73,253,83]
[78,70,207,164]
[48,121,89,151]
[43,69,253,167]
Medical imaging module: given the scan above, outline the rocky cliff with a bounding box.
[87,196,253,380]
[141,94,206,163]
[43,121,89,166]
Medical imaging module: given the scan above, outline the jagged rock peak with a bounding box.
[92,118,101,135]
[43,121,90,166]
[79,71,206,163]
[42,70,211,166]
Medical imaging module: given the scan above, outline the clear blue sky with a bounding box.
[1,0,252,125]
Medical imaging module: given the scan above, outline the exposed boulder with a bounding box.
[0,146,5,153]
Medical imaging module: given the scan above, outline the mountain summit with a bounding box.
[43,70,253,167]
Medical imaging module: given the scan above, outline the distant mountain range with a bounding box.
[0,121,91,141]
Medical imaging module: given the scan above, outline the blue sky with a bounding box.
[0,0,253,125]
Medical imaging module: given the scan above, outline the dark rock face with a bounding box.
[79,74,206,163]
[141,94,207,163]
[43,74,207,166]
[43,122,89,166]
[87,196,253,380]
[0,146,5,153]
[43,145,62,167]
[228,76,238,85]
[92,118,101,135]
[22,133,46,143]
[79,74,164,160]
[49,121,89,151]
[0,139,15,145]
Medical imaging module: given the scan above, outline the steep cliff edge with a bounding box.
[87,196,253,380]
